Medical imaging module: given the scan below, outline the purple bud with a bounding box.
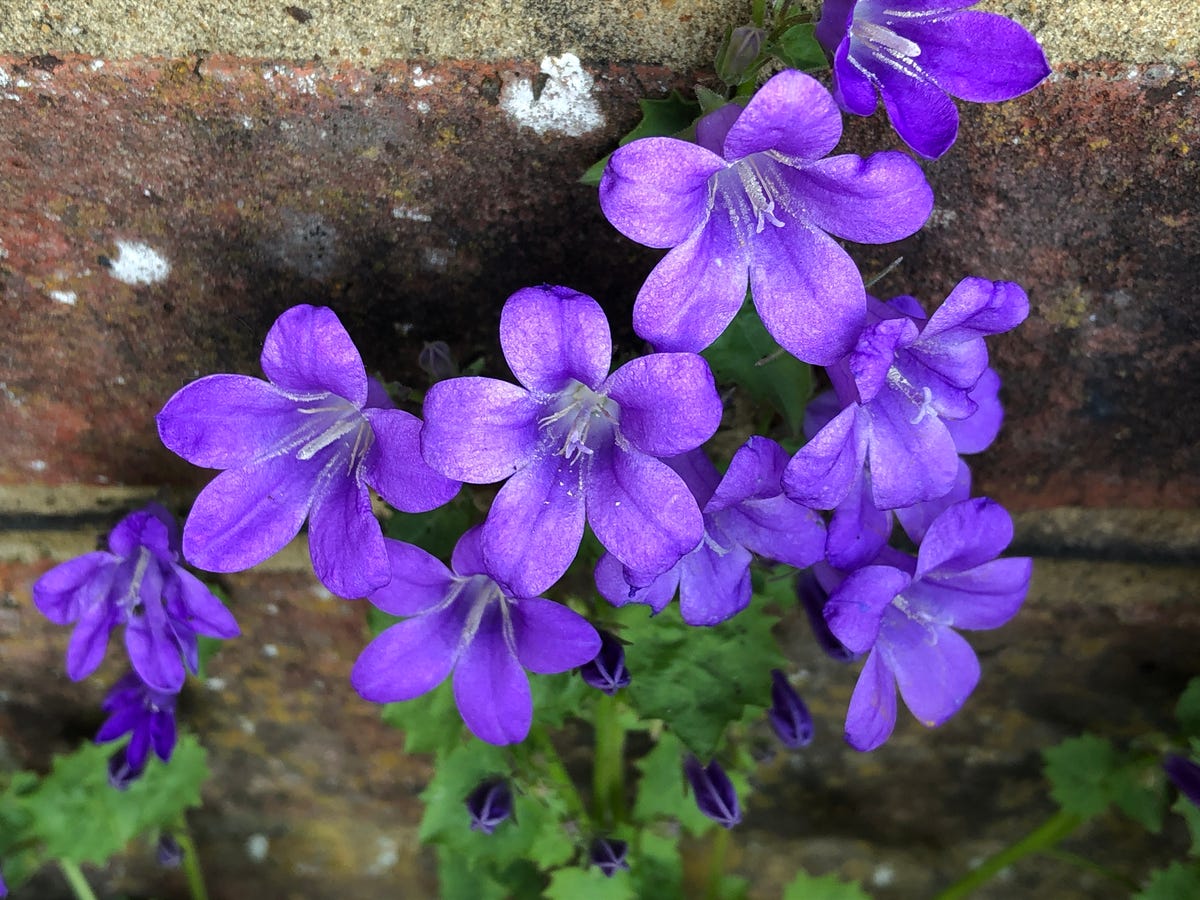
[418,340,458,382]
[580,630,630,695]
[1164,754,1200,808]
[717,25,767,83]
[589,837,630,877]
[798,571,856,662]
[0,862,7,898]
[107,747,145,791]
[156,833,184,869]
[684,756,741,829]
[768,669,813,749]
[466,778,513,835]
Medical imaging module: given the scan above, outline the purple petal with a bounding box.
[677,540,753,626]
[363,407,461,512]
[785,152,933,244]
[706,436,788,511]
[125,616,186,694]
[510,598,601,674]
[586,448,704,578]
[605,354,721,456]
[351,604,469,702]
[946,369,1003,454]
[365,376,395,409]
[366,539,454,616]
[66,601,119,681]
[824,565,910,655]
[500,286,613,393]
[633,213,750,353]
[844,649,898,752]
[849,318,919,403]
[695,104,744,155]
[33,552,112,624]
[450,525,487,577]
[814,0,854,52]
[863,388,960,510]
[421,377,541,482]
[825,470,894,571]
[895,459,973,544]
[782,405,867,509]
[453,605,532,745]
[748,213,866,366]
[1165,755,1200,809]
[906,557,1032,630]
[599,138,726,248]
[167,568,240,638]
[723,70,842,162]
[151,711,177,761]
[157,375,304,469]
[720,497,826,569]
[882,613,980,728]
[916,497,1014,578]
[663,448,721,508]
[308,477,389,598]
[481,452,586,597]
[108,504,179,558]
[594,552,680,614]
[260,305,367,405]
[829,37,878,115]
[804,389,842,438]
[918,278,1030,347]
[95,705,141,743]
[875,61,960,159]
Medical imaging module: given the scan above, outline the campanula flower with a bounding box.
[797,569,856,662]
[815,0,1050,159]
[94,671,179,775]
[351,527,601,745]
[822,497,1032,751]
[783,278,1028,525]
[684,756,741,828]
[599,69,932,365]
[580,630,631,695]
[156,834,185,869]
[157,304,461,598]
[32,504,239,692]
[421,285,722,597]
[590,838,630,877]
[595,437,824,625]
[465,778,514,834]
[1164,755,1200,809]
[768,669,814,749]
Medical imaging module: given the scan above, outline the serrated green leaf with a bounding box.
[702,300,813,437]
[773,23,828,71]
[1135,861,1200,900]
[1110,760,1168,832]
[384,491,479,563]
[436,844,510,900]
[530,671,594,730]
[545,865,636,900]
[1177,679,1200,738]
[1172,795,1200,857]
[380,679,465,755]
[1043,734,1121,818]
[581,92,701,186]
[782,870,873,900]
[632,732,715,836]
[618,596,783,758]
[23,735,207,866]
[632,830,684,899]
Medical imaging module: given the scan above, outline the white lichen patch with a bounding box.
[411,65,434,88]
[48,290,77,305]
[108,240,170,285]
[392,205,432,222]
[500,52,604,137]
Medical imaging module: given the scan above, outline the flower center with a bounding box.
[850,18,921,64]
[293,394,375,475]
[120,547,153,616]
[885,367,939,424]
[714,154,793,243]
[539,381,624,464]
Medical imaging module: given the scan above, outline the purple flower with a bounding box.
[822,497,1032,751]
[815,0,1050,159]
[783,278,1028,529]
[684,756,741,828]
[595,437,825,625]
[32,504,239,692]
[1164,755,1200,809]
[108,747,144,790]
[590,838,630,877]
[580,630,631,695]
[351,527,602,745]
[598,69,933,365]
[94,671,178,774]
[797,570,856,662]
[157,304,461,599]
[0,863,6,898]
[156,834,185,869]
[466,778,514,834]
[768,669,813,749]
[421,286,722,597]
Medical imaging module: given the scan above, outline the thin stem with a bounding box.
[934,809,1084,900]
[593,693,627,828]
[703,826,732,900]
[57,860,99,900]
[1041,848,1139,890]
[527,726,590,827]
[175,825,210,900]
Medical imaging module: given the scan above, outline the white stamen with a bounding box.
[852,20,921,60]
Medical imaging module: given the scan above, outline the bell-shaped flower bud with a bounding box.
[156,833,184,869]
[465,778,513,835]
[418,340,458,382]
[717,25,767,84]
[684,756,741,829]
[580,630,631,695]
[768,669,813,749]
[1165,754,1200,808]
[107,747,145,791]
[798,571,856,662]
[589,837,630,878]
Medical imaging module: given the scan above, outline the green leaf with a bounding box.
[1043,734,1122,818]
[1135,861,1200,900]
[782,870,873,900]
[702,300,813,437]
[545,865,636,900]
[580,92,701,186]
[435,845,509,900]
[1110,760,1168,832]
[1172,795,1200,857]
[632,830,684,899]
[380,679,465,755]
[22,735,207,866]
[618,595,784,758]
[773,23,828,71]
[632,731,715,836]
[384,491,479,563]
[530,670,594,729]
[1177,678,1200,738]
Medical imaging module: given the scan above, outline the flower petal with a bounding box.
[695,103,745,156]
[594,552,680,614]
[882,614,980,728]
[915,497,1014,578]
[864,387,960,510]
[830,37,878,115]
[706,436,789,511]
[167,568,240,638]
[895,459,973,544]
[918,278,1030,347]
[500,286,613,393]
[599,138,726,248]
[308,476,389,598]
[33,552,113,624]
[453,605,532,745]
[421,377,541,483]
[723,70,843,162]
[351,606,466,702]
[825,469,894,571]
[844,648,898,752]
[678,540,753,625]
[782,405,867,509]
[108,504,179,559]
[367,539,454,616]
[906,557,1031,630]
[510,598,601,674]
[450,525,487,577]
[157,375,306,470]
[65,601,119,681]
[260,304,367,405]
[721,498,826,569]
[875,60,960,159]
[363,407,461,512]
[824,564,910,655]
[945,368,1003,454]
[605,354,722,456]
[125,615,186,694]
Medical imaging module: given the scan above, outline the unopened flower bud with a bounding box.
[798,570,856,662]
[590,837,630,877]
[768,669,813,749]
[107,748,145,791]
[718,25,767,84]
[156,833,184,869]
[418,340,458,382]
[684,756,741,829]
[466,778,513,835]
[1165,754,1200,808]
[580,630,630,695]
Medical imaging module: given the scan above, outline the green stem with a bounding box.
[175,825,210,900]
[934,809,1084,900]
[703,826,732,900]
[57,860,99,900]
[1042,849,1139,890]
[527,726,590,826]
[593,693,627,828]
